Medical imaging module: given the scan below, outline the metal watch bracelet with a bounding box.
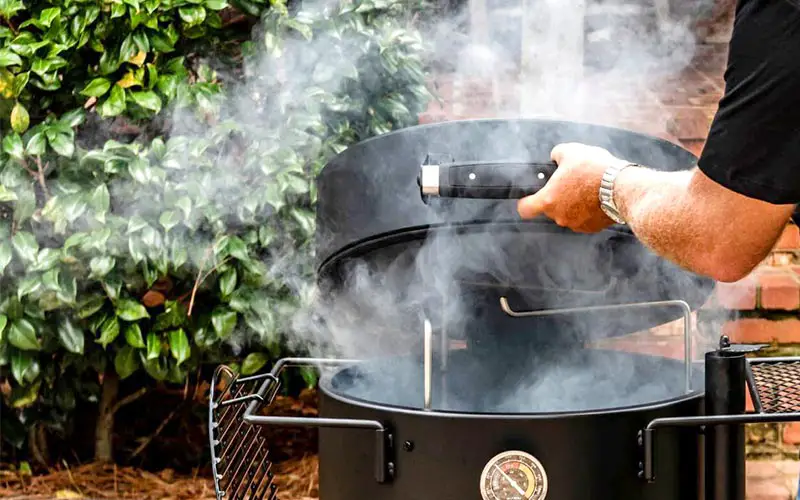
[599,162,638,225]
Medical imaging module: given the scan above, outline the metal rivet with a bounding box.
[403,441,414,452]
[537,172,545,179]
[468,172,476,180]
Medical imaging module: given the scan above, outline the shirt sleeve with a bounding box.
[697,0,800,205]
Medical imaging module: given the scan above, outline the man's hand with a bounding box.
[517,143,630,233]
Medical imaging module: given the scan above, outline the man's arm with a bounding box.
[516,144,795,283]
[518,0,800,282]
[614,164,795,282]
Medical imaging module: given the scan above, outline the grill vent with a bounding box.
[210,366,278,500]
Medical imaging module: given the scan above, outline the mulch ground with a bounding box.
[0,388,322,500]
[0,455,320,499]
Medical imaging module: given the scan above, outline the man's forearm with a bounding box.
[613,165,791,282]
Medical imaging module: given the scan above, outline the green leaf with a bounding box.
[11,71,28,97]
[205,0,227,9]
[299,366,318,388]
[77,295,105,319]
[12,231,38,263]
[168,328,189,365]
[211,309,237,339]
[89,183,110,221]
[152,300,184,331]
[0,184,17,202]
[0,314,6,341]
[0,241,12,274]
[158,210,180,232]
[130,90,161,112]
[49,133,74,157]
[89,256,115,278]
[25,132,46,155]
[241,352,268,375]
[10,102,29,134]
[115,299,149,321]
[17,275,41,299]
[227,236,249,261]
[219,268,236,298]
[0,49,22,67]
[2,132,24,159]
[8,319,39,350]
[80,77,111,97]
[124,323,145,348]
[97,84,126,118]
[57,317,84,354]
[97,317,120,348]
[146,332,160,359]
[178,5,206,25]
[38,7,61,27]
[10,350,32,384]
[115,345,139,379]
[60,108,86,128]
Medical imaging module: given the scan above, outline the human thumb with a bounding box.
[517,188,552,220]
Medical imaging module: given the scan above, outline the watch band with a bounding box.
[599,162,637,224]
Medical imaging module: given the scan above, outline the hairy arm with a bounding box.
[614,165,795,282]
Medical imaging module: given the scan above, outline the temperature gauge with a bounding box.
[479,450,548,500]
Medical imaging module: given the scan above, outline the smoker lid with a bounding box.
[313,119,715,335]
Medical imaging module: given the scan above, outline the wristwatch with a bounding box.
[599,162,637,224]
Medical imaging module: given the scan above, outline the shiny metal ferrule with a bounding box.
[419,164,440,196]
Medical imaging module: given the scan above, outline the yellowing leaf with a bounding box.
[0,68,14,99]
[117,70,140,89]
[10,102,29,134]
[128,50,147,67]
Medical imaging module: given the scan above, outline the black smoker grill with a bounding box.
[207,119,800,500]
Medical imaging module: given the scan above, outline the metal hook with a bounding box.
[499,297,694,394]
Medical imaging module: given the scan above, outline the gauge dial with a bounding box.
[479,450,548,500]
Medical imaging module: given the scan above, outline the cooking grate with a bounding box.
[748,357,800,414]
[209,365,278,500]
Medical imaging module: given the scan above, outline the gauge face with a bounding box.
[479,450,548,500]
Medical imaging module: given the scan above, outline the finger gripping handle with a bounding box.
[419,160,557,199]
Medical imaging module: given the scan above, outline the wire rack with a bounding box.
[748,357,800,414]
[209,366,278,500]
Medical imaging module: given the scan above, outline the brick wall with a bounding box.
[715,222,800,460]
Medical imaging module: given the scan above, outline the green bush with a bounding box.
[0,0,432,463]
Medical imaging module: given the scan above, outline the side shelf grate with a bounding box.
[746,357,800,414]
[209,365,278,500]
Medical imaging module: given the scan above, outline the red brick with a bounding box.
[775,224,800,251]
[723,318,800,344]
[758,270,800,310]
[715,275,758,310]
[783,423,800,445]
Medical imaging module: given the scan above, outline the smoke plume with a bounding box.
[132,0,723,411]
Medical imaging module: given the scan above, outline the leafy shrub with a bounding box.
[0,0,431,462]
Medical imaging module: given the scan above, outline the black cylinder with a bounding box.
[704,349,746,500]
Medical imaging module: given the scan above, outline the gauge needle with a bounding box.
[494,465,525,496]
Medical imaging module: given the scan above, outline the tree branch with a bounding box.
[187,248,230,317]
[105,387,149,422]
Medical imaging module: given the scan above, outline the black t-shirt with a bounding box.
[697,0,800,219]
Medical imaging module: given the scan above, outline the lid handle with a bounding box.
[418,158,557,199]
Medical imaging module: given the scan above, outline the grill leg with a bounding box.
[704,349,746,500]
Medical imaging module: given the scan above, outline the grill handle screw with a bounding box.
[403,441,414,452]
